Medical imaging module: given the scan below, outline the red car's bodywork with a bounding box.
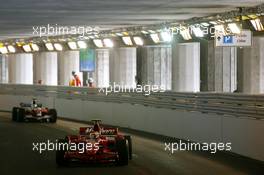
[56,120,132,166]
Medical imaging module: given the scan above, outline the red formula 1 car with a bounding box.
[56,120,132,166]
[12,99,57,123]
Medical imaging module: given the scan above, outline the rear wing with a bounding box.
[20,103,31,107]
[79,127,118,135]
[20,103,42,108]
[101,127,118,135]
[79,127,93,135]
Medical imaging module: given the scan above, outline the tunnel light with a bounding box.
[0,46,8,54]
[77,41,87,49]
[242,15,250,20]
[122,36,133,46]
[45,43,54,51]
[16,42,23,47]
[171,27,180,32]
[192,26,204,37]
[103,38,114,48]
[201,22,210,27]
[89,36,96,39]
[214,25,227,35]
[250,18,264,31]
[122,32,129,36]
[93,39,103,48]
[68,41,77,50]
[133,36,144,46]
[54,43,63,51]
[160,31,172,42]
[180,28,192,40]
[150,33,160,43]
[141,30,148,34]
[22,44,32,52]
[248,14,258,19]
[228,23,241,34]
[7,45,16,53]
[209,21,218,25]
[31,43,39,51]
[148,30,155,34]
[115,33,123,36]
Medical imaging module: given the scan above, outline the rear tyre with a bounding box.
[49,109,57,123]
[17,108,25,122]
[12,107,18,121]
[56,139,67,166]
[125,136,132,160]
[116,139,129,166]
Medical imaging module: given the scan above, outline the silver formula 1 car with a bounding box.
[12,99,57,123]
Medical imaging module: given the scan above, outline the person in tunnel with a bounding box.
[87,77,95,88]
[70,71,82,87]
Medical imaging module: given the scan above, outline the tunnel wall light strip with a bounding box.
[150,33,160,43]
[103,38,114,48]
[133,37,144,46]
[68,42,77,50]
[54,43,63,51]
[45,43,54,51]
[22,44,32,52]
[77,41,87,49]
[250,18,264,31]
[31,43,39,51]
[122,36,133,46]
[0,46,8,54]
[93,39,103,48]
[7,45,16,53]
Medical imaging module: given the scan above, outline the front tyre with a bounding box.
[49,109,57,123]
[116,139,129,166]
[56,139,67,166]
[17,108,25,122]
[12,107,18,121]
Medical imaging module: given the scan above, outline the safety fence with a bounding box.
[0,84,264,119]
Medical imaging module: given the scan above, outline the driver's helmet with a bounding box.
[92,120,101,132]
[32,98,37,108]
[93,123,100,132]
[90,131,100,139]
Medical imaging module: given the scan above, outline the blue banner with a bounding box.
[79,49,95,72]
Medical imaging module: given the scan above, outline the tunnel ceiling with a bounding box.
[0,0,262,40]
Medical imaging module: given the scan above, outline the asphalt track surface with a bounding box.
[0,112,263,175]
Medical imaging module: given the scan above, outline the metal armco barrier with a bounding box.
[0,84,264,119]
